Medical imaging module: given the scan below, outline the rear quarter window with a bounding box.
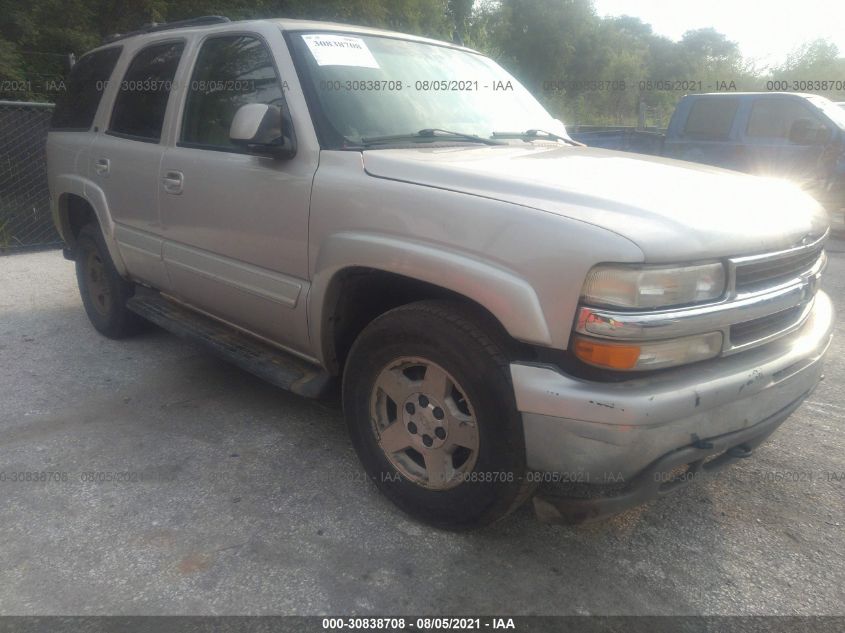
[50,46,122,130]
[682,98,740,140]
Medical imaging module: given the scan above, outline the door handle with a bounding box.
[94,158,110,176]
[162,170,184,195]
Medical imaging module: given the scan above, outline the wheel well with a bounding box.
[59,194,97,250]
[322,267,519,375]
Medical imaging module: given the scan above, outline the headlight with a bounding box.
[573,332,723,371]
[581,262,726,310]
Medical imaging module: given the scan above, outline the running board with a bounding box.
[126,292,332,399]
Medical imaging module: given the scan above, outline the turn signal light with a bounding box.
[573,338,641,370]
[573,332,723,371]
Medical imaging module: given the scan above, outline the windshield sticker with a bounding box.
[302,34,380,68]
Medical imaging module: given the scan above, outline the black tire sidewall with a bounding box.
[74,224,135,337]
[343,302,528,529]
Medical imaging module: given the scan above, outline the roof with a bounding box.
[99,16,472,54]
[273,18,471,51]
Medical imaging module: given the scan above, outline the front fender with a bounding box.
[309,231,553,364]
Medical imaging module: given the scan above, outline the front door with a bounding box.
[741,96,831,190]
[663,96,744,171]
[158,33,315,353]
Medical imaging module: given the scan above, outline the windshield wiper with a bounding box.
[491,129,580,145]
[361,128,504,146]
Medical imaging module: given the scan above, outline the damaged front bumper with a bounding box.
[510,290,834,523]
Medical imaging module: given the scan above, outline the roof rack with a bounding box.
[103,15,230,44]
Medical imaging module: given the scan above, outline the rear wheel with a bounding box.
[342,300,534,529]
[75,223,143,338]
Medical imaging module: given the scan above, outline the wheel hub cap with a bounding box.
[370,357,480,490]
[403,392,449,449]
[85,251,111,317]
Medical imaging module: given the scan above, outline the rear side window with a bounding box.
[109,41,185,141]
[682,98,740,140]
[51,47,122,130]
[181,35,285,150]
[747,99,824,139]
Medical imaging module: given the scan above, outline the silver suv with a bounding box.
[47,16,834,528]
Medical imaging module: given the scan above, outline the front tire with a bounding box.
[342,300,533,529]
[75,223,142,339]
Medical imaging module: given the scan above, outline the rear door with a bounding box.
[663,96,744,170]
[158,31,315,352]
[48,45,122,231]
[90,39,185,289]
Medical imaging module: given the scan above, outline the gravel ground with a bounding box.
[0,244,843,616]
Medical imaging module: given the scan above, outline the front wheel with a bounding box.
[342,300,534,529]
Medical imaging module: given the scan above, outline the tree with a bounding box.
[448,0,473,42]
[768,40,845,100]
[678,28,741,70]
[2,0,843,115]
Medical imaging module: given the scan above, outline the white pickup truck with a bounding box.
[48,16,834,528]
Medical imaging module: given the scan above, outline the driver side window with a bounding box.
[747,99,828,140]
[181,35,285,151]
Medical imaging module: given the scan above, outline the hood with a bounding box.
[362,145,829,262]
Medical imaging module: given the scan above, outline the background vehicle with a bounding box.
[571,93,845,219]
[48,17,833,529]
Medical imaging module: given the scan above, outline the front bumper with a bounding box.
[511,290,834,521]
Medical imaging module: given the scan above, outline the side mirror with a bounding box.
[788,118,830,145]
[229,103,297,159]
[816,125,833,145]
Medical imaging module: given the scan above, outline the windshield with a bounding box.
[287,31,569,148]
[808,95,845,129]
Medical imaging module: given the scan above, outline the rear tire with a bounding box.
[342,300,534,529]
[75,223,143,339]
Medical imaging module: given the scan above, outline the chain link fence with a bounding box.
[0,100,60,254]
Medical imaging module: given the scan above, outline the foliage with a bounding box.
[1,0,843,124]
[769,39,845,101]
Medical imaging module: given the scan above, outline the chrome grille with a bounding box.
[730,306,804,347]
[734,244,824,294]
[724,233,827,352]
